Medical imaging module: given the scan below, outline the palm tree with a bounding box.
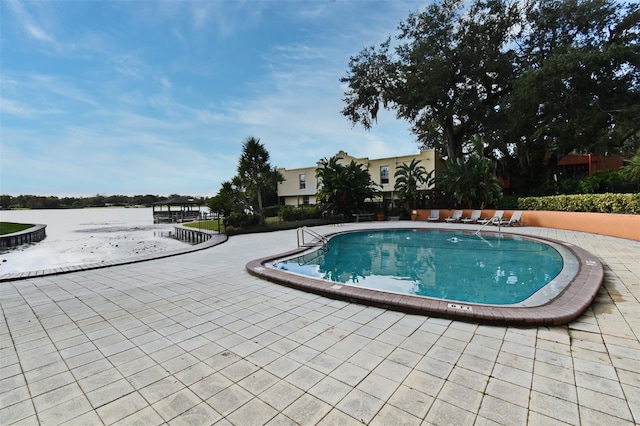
[621,148,640,182]
[394,159,433,208]
[237,137,283,223]
[437,136,503,208]
[209,178,247,217]
[316,156,379,216]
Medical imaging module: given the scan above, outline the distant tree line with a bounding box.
[0,194,208,210]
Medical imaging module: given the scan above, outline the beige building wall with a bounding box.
[277,166,319,206]
[277,149,441,206]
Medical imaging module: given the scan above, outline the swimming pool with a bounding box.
[246,226,604,325]
[268,229,567,306]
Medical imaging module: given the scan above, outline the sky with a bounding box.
[1,0,430,198]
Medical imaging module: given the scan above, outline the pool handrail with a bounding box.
[297,226,329,249]
[475,216,502,236]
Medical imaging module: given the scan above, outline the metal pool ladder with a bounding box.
[297,226,329,250]
[475,217,502,236]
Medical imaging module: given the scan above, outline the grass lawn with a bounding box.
[0,222,34,235]
[183,217,342,235]
[183,219,224,233]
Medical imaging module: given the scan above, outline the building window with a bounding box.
[380,166,389,184]
[299,174,306,189]
[303,196,310,205]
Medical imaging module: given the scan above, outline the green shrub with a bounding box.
[578,170,625,194]
[518,193,640,214]
[497,195,520,209]
[278,206,296,222]
[263,205,280,218]
[224,212,261,228]
[279,206,297,221]
[279,205,322,221]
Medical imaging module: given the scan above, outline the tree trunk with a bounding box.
[257,189,264,224]
[443,116,463,160]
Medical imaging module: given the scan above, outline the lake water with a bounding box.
[0,208,191,275]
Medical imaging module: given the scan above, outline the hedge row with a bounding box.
[224,212,261,228]
[279,205,323,222]
[518,193,640,214]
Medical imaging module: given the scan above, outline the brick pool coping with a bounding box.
[246,228,604,326]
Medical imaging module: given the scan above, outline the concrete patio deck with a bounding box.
[1,222,638,425]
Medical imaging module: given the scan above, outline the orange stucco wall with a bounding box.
[412,209,640,241]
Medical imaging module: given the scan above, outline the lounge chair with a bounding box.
[478,210,504,225]
[506,211,526,226]
[427,210,440,222]
[444,210,463,223]
[461,210,481,224]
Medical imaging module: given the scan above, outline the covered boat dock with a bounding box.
[152,197,203,223]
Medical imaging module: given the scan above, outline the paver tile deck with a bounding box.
[1,222,638,425]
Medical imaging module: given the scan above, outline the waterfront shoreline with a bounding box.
[0,208,194,275]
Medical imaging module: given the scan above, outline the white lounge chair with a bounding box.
[444,210,463,223]
[427,210,440,222]
[507,211,525,226]
[478,210,504,225]
[461,210,481,224]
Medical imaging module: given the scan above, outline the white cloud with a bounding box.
[268,43,327,62]
[0,98,61,117]
[113,54,143,78]
[159,77,172,92]
[6,0,57,45]
[1,1,428,197]
[24,22,53,43]
[19,74,98,107]
[194,108,230,125]
[189,1,266,36]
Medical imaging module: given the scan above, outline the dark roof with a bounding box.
[153,197,202,206]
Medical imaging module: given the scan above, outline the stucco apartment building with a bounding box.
[277,149,443,207]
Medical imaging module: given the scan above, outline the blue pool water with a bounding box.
[270,229,565,305]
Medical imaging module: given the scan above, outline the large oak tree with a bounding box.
[341,0,521,160]
[502,0,640,187]
[342,0,639,189]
